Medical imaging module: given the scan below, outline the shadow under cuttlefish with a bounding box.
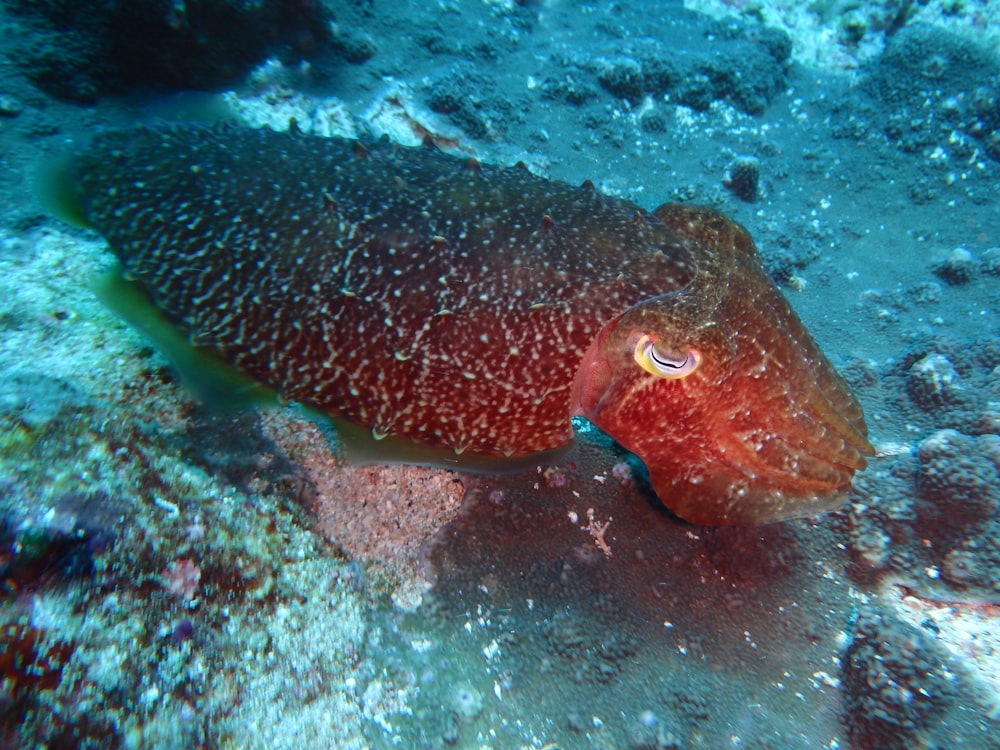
[378,430,858,748]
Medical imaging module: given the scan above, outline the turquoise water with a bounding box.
[1,1,999,747]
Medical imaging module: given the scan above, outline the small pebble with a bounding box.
[933,246,976,284]
[0,95,22,118]
[723,155,761,202]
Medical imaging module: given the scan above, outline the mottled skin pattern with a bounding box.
[574,204,873,523]
[61,123,873,524]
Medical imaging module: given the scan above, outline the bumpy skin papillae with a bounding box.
[60,124,872,525]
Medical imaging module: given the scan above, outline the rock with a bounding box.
[907,353,961,409]
[0,95,23,117]
[597,58,644,103]
[933,247,977,284]
[842,607,958,750]
[981,247,1000,275]
[917,428,1000,535]
[723,155,762,202]
[5,0,333,101]
[862,25,1000,163]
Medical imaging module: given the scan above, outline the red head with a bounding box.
[573,205,873,525]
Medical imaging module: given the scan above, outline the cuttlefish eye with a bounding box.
[633,334,701,379]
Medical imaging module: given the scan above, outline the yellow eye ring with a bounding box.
[634,334,700,379]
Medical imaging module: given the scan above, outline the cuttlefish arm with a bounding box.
[573,204,874,525]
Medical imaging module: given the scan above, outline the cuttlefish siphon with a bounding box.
[47,123,874,525]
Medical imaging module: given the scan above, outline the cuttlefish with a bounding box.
[47,123,873,524]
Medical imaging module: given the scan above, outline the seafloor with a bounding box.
[1,0,999,748]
